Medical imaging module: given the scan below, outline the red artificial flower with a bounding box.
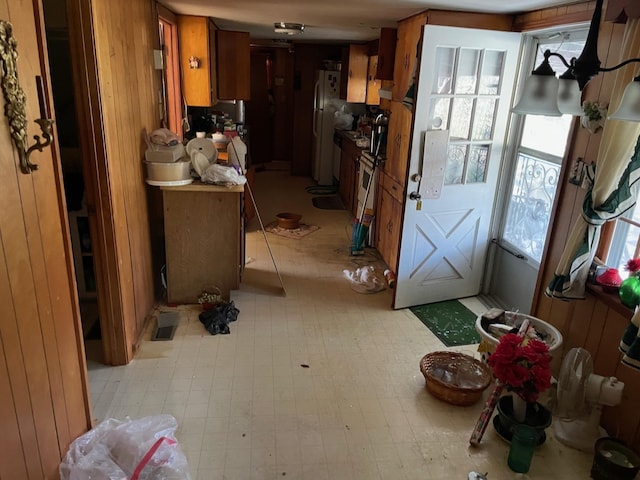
[488,333,552,403]
[625,258,640,273]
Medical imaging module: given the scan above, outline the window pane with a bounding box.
[609,220,640,279]
[466,145,489,183]
[472,98,496,140]
[456,49,480,94]
[446,144,466,185]
[433,47,455,94]
[521,114,573,157]
[502,152,561,262]
[480,50,504,95]
[450,98,473,140]
[429,97,450,130]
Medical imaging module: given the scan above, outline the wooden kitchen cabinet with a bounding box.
[178,15,218,106]
[384,101,412,185]
[161,183,244,302]
[392,12,427,102]
[375,171,403,272]
[339,138,360,215]
[365,55,380,106]
[340,44,369,103]
[216,30,250,100]
[375,27,397,80]
[178,17,250,104]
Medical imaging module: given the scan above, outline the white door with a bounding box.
[395,25,521,309]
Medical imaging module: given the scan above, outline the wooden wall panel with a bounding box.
[86,0,159,363]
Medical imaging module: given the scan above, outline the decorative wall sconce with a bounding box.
[0,20,54,174]
[188,56,200,69]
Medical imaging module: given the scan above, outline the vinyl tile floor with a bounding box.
[88,170,593,479]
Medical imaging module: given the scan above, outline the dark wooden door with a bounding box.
[0,1,91,477]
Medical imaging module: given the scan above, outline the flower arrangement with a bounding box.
[581,101,607,133]
[488,333,552,403]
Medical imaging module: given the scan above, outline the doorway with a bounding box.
[42,0,103,362]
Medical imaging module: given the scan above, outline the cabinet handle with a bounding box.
[349,69,353,78]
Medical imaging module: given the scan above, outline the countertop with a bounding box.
[160,180,244,193]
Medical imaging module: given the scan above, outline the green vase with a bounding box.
[619,275,640,309]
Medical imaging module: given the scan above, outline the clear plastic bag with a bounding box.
[201,163,247,186]
[59,415,191,480]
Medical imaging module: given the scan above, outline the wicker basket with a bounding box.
[419,351,492,406]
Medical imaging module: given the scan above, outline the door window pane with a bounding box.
[446,144,467,185]
[472,98,496,140]
[429,98,450,130]
[433,47,455,94]
[480,50,504,95]
[450,98,473,140]
[466,145,489,183]
[456,48,480,94]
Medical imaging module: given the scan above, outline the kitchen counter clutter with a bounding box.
[161,181,244,303]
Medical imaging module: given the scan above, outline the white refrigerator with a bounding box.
[312,70,343,186]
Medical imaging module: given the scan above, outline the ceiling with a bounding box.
[160,0,582,43]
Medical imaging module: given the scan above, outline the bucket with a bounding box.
[591,438,640,480]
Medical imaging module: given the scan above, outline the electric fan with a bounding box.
[553,347,625,452]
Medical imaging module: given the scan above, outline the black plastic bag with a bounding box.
[198,301,239,335]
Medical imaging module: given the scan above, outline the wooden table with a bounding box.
[161,182,244,303]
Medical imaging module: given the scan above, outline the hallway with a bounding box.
[86,170,592,479]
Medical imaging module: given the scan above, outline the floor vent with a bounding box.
[151,312,179,341]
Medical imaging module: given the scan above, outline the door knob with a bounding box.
[409,191,421,201]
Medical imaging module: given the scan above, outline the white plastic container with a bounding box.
[144,143,185,163]
[145,159,191,183]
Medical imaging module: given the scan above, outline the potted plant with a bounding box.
[581,101,607,134]
[488,333,552,443]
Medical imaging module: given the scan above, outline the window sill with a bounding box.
[586,282,634,318]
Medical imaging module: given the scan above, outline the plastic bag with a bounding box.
[201,163,247,186]
[59,415,191,480]
[199,300,239,335]
[343,265,385,294]
[333,107,354,130]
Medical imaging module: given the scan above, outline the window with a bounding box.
[603,205,640,279]
[501,30,586,263]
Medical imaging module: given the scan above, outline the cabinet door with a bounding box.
[376,28,397,80]
[217,30,250,100]
[207,20,218,105]
[392,13,427,102]
[376,180,403,271]
[178,15,213,106]
[384,101,412,185]
[365,56,380,105]
[341,44,369,103]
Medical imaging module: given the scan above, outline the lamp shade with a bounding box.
[512,74,562,116]
[557,78,584,115]
[609,78,640,121]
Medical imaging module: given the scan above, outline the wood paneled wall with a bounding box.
[67,0,159,364]
[525,1,640,450]
[0,0,92,477]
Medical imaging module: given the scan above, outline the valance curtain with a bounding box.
[545,17,640,300]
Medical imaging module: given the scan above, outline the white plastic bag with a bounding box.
[343,265,385,294]
[333,107,354,130]
[201,163,247,186]
[59,415,191,480]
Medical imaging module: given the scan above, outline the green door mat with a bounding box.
[410,300,480,347]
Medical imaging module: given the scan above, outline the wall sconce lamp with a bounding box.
[0,21,54,174]
[512,0,640,121]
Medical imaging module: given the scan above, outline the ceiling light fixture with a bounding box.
[512,0,640,121]
[274,22,304,35]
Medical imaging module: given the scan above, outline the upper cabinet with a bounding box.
[392,12,427,102]
[178,16,250,106]
[216,30,250,101]
[365,56,380,105]
[373,27,397,80]
[340,44,369,103]
[178,15,217,106]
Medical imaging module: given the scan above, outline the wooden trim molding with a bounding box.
[513,1,595,31]
[157,3,177,23]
